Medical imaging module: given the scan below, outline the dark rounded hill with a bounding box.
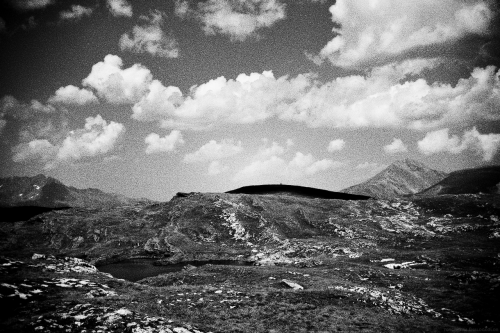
[418,165,500,195]
[225,184,371,200]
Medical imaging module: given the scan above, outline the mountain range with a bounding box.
[342,159,448,198]
[1,159,498,213]
[0,174,147,209]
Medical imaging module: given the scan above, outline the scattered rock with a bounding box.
[281,279,304,290]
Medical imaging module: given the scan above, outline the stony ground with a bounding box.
[1,193,499,332]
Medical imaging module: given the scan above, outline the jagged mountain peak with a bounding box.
[342,159,447,198]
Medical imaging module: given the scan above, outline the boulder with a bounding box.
[281,279,304,290]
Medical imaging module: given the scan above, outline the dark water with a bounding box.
[97,259,253,282]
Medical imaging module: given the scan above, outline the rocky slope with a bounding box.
[1,190,499,266]
[342,159,447,198]
[1,189,499,332]
[418,165,500,195]
[0,174,147,209]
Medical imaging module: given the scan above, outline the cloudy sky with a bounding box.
[1,0,499,201]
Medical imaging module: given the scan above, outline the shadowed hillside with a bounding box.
[418,165,500,195]
[0,206,71,222]
[226,184,371,200]
[342,159,447,198]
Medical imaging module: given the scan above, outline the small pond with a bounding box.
[97,259,254,282]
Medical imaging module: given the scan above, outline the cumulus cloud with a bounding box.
[0,96,69,148]
[383,138,408,154]
[318,0,496,68]
[144,130,184,154]
[1,95,56,120]
[132,80,182,121]
[327,139,345,152]
[418,127,500,161]
[253,140,290,160]
[120,10,179,58]
[12,115,125,169]
[135,59,499,131]
[56,115,125,162]
[234,150,340,183]
[141,70,311,130]
[107,0,132,17]
[48,85,98,105]
[281,64,500,130]
[175,0,286,41]
[184,139,243,163]
[12,139,57,164]
[59,5,93,21]
[9,0,54,10]
[61,56,500,133]
[82,55,152,104]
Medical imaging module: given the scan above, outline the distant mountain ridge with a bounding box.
[0,174,145,208]
[418,165,500,195]
[342,159,448,198]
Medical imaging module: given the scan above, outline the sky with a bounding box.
[0,0,500,201]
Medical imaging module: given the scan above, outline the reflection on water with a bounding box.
[98,259,253,282]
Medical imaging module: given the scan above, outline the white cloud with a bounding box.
[1,95,56,120]
[184,139,243,163]
[234,151,340,183]
[48,85,98,105]
[144,61,500,131]
[11,0,54,10]
[383,138,408,154]
[56,115,125,162]
[132,80,182,121]
[319,0,495,68]
[120,10,179,58]
[12,139,58,164]
[59,5,93,21]
[153,70,311,130]
[107,0,132,17]
[1,96,69,148]
[208,160,228,175]
[12,115,124,169]
[279,64,500,131]
[82,55,152,104]
[327,139,345,152]
[418,127,500,161]
[145,130,184,154]
[73,56,499,133]
[175,0,286,42]
[254,140,288,160]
